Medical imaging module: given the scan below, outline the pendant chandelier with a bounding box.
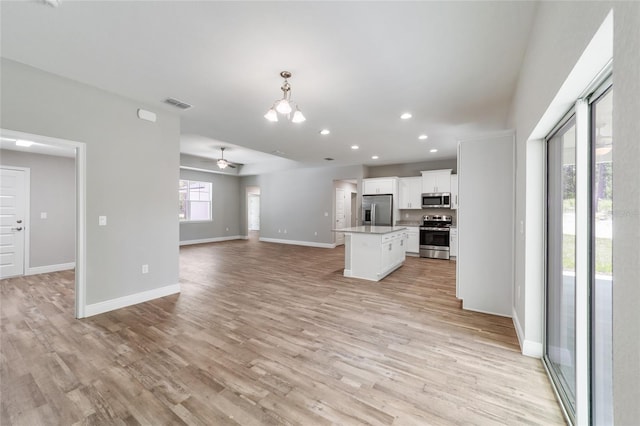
[264,71,306,123]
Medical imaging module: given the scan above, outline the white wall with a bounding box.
[367,158,457,178]
[179,168,242,243]
[0,59,180,308]
[508,3,639,423]
[241,165,365,247]
[457,132,514,317]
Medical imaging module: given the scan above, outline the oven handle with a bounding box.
[420,227,450,231]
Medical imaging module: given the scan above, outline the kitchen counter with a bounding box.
[335,225,407,235]
[333,227,407,281]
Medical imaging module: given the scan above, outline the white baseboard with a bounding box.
[179,236,244,246]
[84,283,180,317]
[259,237,336,249]
[462,304,512,318]
[512,306,543,358]
[26,262,75,275]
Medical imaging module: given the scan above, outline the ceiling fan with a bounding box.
[216,147,237,169]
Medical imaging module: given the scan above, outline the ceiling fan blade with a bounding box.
[228,164,236,168]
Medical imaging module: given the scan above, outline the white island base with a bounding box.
[336,226,407,282]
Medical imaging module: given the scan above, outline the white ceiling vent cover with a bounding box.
[164,97,193,110]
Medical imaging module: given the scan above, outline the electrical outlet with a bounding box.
[142,264,149,274]
[284,229,287,234]
[226,227,229,231]
[98,216,107,226]
[314,231,317,236]
[278,229,281,233]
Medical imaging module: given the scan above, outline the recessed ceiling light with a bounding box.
[371,155,379,160]
[400,112,412,120]
[418,134,428,140]
[351,145,359,150]
[16,140,34,147]
[319,129,330,135]
[430,148,438,153]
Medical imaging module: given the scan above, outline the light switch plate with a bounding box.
[99,216,107,226]
[40,212,47,219]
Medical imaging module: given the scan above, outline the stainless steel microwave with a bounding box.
[421,193,451,208]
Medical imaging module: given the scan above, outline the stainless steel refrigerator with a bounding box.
[362,194,393,226]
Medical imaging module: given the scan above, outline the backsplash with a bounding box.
[397,208,457,226]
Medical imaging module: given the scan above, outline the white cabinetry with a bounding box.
[382,232,406,274]
[398,177,422,209]
[449,227,457,257]
[421,169,452,193]
[450,174,459,209]
[404,226,419,254]
[363,178,396,195]
[342,228,406,281]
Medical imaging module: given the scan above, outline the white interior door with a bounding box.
[0,168,27,278]
[248,194,260,231]
[335,188,346,245]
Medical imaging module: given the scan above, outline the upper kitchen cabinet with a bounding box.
[363,177,397,195]
[450,174,459,209]
[421,169,452,193]
[398,177,422,209]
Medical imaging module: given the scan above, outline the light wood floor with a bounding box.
[1,239,565,425]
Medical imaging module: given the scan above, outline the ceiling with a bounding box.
[0,1,537,170]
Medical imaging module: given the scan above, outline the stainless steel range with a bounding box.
[419,215,453,259]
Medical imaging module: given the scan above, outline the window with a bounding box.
[179,179,212,221]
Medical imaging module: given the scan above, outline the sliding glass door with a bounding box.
[544,78,613,425]
[591,86,613,425]
[546,115,577,417]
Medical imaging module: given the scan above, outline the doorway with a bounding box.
[246,186,260,241]
[0,128,86,318]
[333,179,357,246]
[248,194,260,231]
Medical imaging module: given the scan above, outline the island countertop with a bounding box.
[333,226,407,235]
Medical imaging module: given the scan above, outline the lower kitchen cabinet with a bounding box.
[404,226,419,254]
[340,227,407,281]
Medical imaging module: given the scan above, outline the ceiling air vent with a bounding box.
[164,97,193,110]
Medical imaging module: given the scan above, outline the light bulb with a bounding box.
[275,99,292,114]
[217,159,228,169]
[291,109,306,123]
[264,108,278,122]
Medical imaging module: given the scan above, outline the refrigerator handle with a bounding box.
[372,204,376,225]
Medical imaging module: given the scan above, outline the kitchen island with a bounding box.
[334,226,407,281]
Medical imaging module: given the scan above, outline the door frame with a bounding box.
[0,166,30,278]
[1,128,87,319]
[334,187,346,246]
